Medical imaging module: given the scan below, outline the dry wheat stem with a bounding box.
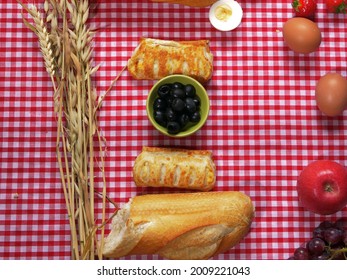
[18,0,107,260]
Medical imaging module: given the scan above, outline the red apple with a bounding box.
[297,160,347,215]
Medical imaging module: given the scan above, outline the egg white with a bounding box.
[209,0,243,31]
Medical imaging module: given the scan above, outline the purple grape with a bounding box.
[307,238,326,256]
[334,218,347,231]
[319,221,334,229]
[313,227,325,239]
[312,252,330,260]
[324,228,343,245]
[294,247,309,260]
[289,221,347,260]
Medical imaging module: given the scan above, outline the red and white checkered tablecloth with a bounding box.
[1,0,347,260]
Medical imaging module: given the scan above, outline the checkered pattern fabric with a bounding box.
[1,0,346,260]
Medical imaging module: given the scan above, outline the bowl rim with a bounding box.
[146,74,210,138]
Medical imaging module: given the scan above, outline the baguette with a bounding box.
[102,191,254,260]
[133,147,216,191]
[127,38,213,84]
[151,0,217,7]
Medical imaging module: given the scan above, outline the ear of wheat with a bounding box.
[18,0,107,260]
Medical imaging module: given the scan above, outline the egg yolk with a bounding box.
[215,4,232,22]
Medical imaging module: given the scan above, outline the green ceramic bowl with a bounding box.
[146,75,210,138]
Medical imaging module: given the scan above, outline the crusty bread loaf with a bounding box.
[127,38,213,84]
[102,191,254,260]
[133,147,216,191]
[151,0,217,7]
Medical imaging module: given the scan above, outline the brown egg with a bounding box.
[315,73,347,117]
[283,17,321,54]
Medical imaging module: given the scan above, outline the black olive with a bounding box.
[167,121,181,134]
[171,98,185,112]
[152,82,203,135]
[165,107,176,122]
[158,84,171,99]
[165,94,174,106]
[185,97,197,114]
[184,84,196,98]
[172,82,184,89]
[192,96,201,107]
[172,88,185,99]
[153,98,167,111]
[190,111,201,123]
[179,113,189,128]
[154,110,167,127]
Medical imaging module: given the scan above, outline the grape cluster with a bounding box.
[288,219,347,260]
[152,82,201,135]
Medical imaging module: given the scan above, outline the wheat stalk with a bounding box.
[19,2,56,88]
[18,0,107,260]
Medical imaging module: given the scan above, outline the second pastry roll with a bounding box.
[133,147,216,191]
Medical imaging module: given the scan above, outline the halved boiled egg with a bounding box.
[209,0,243,31]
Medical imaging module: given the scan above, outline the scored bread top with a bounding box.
[127,38,213,84]
[102,191,254,259]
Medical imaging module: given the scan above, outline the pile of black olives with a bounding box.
[152,82,202,135]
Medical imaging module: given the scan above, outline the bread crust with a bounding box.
[127,38,213,84]
[133,146,216,191]
[103,191,254,259]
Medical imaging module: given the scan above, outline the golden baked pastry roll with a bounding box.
[127,38,213,84]
[102,191,254,259]
[133,146,216,191]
